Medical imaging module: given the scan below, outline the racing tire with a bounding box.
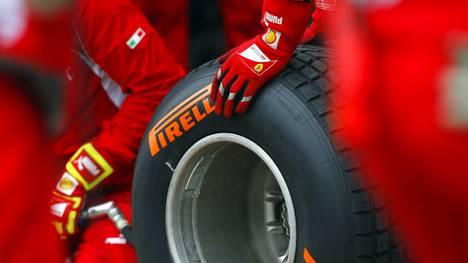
[132,46,403,263]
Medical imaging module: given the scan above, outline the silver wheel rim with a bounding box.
[166,133,296,263]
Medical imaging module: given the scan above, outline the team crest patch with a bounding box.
[127,28,146,49]
[254,63,264,73]
[239,43,277,76]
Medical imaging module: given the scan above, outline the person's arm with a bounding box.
[50,0,184,238]
[210,0,313,118]
[75,0,185,172]
[300,0,336,44]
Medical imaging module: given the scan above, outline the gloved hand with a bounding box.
[300,0,335,44]
[210,0,313,118]
[50,142,113,239]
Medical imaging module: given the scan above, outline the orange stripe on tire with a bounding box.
[152,85,211,131]
[304,248,317,263]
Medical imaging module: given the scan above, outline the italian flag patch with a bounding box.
[127,28,146,49]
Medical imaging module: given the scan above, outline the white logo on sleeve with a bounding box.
[105,235,127,245]
[0,0,27,48]
[264,12,283,26]
[440,46,468,128]
[126,28,146,49]
[51,203,68,217]
[74,155,100,176]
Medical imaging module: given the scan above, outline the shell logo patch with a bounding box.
[59,178,74,190]
[56,172,79,196]
[262,28,281,50]
[265,30,277,44]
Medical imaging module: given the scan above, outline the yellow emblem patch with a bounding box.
[265,30,277,44]
[59,178,74,190]
[254,63,264,73]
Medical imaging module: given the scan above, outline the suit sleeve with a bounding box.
[75,0,185,173]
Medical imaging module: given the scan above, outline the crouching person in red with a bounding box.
[334,1,468,262]
[49,0,185,261]
[0,0,71,262]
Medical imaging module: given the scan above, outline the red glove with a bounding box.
[210,0,313,118]
[50,143,113,239]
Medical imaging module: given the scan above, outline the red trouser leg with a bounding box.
[219,0,263,48]
[74,192,136,263]
[0,78,64,263]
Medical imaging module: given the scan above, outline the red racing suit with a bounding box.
[219,0,264,48]
[132,0,190,68]
[219,0,333,48]
[55,0,184,261]
[132,0,263,61]
[301,0,335,44]
[220,0,335,47]
[334,1,468,262]
[132,0,331,68]
[0,1,70,262]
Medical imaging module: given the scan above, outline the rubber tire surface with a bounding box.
[132,46,403,263]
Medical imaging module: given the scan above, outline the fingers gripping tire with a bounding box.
[132,46,403,263]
